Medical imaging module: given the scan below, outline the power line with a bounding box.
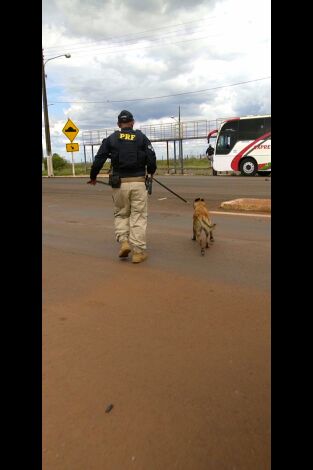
[49,77,271,105]
[45,32,220,60]
[43,15,217,52]
[45,22,215,55]
[45,24,215,58]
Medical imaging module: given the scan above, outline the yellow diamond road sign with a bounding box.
[62,118,79,142]
[66,143,79,152]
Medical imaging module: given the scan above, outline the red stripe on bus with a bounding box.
[207,129,218,140]
[230,132,271,171]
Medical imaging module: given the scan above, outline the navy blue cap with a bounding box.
[118,110,134,122]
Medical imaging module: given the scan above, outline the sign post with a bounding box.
[71,152,75,176]
[63,119,80,177]
[65,143,80,176]
[62,119,79,142]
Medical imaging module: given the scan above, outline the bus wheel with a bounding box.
[239,158,258,176]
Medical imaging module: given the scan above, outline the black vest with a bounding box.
[110,130,146,176]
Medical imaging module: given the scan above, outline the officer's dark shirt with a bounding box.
[90,127,157,180]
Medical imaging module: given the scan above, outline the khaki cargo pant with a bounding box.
[112,182,148,253]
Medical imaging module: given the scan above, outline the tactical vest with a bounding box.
[110,130,146,173]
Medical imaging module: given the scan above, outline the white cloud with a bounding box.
[42,0,270,162]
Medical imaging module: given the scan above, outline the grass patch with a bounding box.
[42,158,211,176]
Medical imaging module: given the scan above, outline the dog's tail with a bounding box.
[200,218,216,233]
[195,218,216,255]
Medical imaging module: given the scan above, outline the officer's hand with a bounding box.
[87,179,97,185]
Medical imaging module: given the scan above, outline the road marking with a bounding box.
[210,211,271,218]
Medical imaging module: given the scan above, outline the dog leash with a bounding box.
[152,177,189,203]
[92,177,189,203]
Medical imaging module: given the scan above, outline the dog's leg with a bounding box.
[198,232,205,256]
[192,223,196,240]
[203,229,209,248]
[210,223,216,242]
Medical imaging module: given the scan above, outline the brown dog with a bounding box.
[192,198,216,255]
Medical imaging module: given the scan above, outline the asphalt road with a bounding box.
[43,174,271,210]
[43,176,271,470]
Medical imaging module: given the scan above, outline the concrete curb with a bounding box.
[42,174,187,178]
[220,198,271,213]
[42,174,191,177]
[42,175,109,178]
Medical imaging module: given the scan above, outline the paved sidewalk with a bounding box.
[221,198,271,213]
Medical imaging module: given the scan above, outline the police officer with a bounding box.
[87,110,157,264]
[206,144,217,175]
[206,144,214,160]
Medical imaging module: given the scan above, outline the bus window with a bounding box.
[238,118,265,140]
[217,135,230,149]
[216,121,238,155]
[264,117,271,133]
[222,121,239,133]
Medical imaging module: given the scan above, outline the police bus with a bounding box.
[207,115,271,176]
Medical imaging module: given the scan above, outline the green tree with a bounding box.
[52,153,68,170]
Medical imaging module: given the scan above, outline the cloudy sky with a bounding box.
[42,0,271,162]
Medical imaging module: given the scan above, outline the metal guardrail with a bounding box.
[82,118,230,145]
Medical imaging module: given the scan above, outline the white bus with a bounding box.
[208,115,271,176]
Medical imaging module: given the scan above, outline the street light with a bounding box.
[42,51,71,177]
[44,53,71,67]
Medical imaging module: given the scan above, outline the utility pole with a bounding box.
[173,140,177,173]
[42,49,54,177]
[166,141,169,173]
[42,51,71,177]
[170,108,183,174]
[83,145,87,174]
[178,105,184,174]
